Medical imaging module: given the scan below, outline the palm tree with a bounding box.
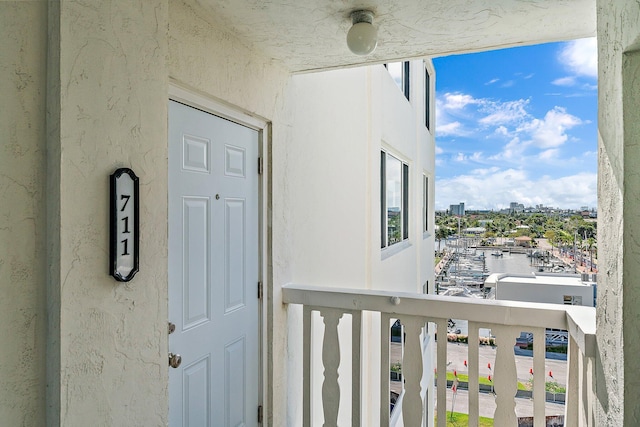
[586,237,596,272]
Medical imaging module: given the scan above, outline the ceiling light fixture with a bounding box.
[347,10,378,56]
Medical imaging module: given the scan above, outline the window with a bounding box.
[423,174,429,233]
[425,67,431,130]
[385,61,410,100]
[381,150,409,248]
[563,295,583,305]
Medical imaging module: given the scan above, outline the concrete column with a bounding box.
[596,1,640,424]
[0,2,48,425]
[46,1,169,425]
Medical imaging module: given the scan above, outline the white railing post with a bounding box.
[467,322,479,427]
[435,319,448,427]
[565,335,579,427]
[584,355,595,426]
[303,306,312,427]
[380,314,391,427]
[351,311,362,427]
[492,325,520,425]
[532,327,546,427]
[401,316,424,426]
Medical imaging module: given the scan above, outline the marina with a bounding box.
[435,239,581,340]
[435,238,576,299]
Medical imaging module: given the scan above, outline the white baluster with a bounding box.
[351,311,362,427]
[436,319,448,427]
[380,314,391,427]
[468,322,479,427]
[533,328,545,427]
[492,325,520,426]
[303,306,312,427]
[402,316,424,426]
[321,309,343,427]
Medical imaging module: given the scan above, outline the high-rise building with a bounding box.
[449,202,465,216]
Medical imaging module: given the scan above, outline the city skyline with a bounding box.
[433,38,598,211]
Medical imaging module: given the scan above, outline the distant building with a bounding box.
[463,227,486,235]
[484,272,596,307]
[509,202,525,214]
[449,202,465,216]
[514,236,532,247]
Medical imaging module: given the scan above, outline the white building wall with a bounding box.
[495,281,594,307]
[289,60,435,425]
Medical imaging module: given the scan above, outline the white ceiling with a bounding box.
[194,0,596,73]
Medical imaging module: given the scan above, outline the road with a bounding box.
[390,341,567,418]
[444,341,567,387]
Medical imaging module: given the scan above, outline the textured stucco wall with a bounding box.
[0,2,47,425]
[168,0,294,424]
[48,1,170,425]
[596,0,640,424]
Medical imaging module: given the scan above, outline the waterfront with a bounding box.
[436,242,576,336]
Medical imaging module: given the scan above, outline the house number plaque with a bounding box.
[110,168,139,281]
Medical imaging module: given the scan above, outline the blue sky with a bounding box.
[433,38,597,211]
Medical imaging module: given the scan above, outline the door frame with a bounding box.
[168,82,271,424]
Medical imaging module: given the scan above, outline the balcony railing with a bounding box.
[283,284,596,427]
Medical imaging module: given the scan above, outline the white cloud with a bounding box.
[441,92,481,110]
[455,152,484,162]
[558,38,597,79]
[488,137,525,161]
[538,148,560,160]
[479,99,530,126]
[518,107,582,148]
[437,121,464,137]
[435,146,444,154]
[552,76,577,86]
[494,126,509,136]
[435,169,597,210]
[485,78,500,85]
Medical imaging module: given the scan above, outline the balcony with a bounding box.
[283,284,596,426]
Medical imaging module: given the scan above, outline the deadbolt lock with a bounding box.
[169,352,182,369]
[168,322,176,335]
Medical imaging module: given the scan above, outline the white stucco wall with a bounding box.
[0,2,47,425]
[289,60,435,426]
[47,1,170,425]
[597,0,640,424]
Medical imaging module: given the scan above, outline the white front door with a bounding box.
[168,100,260,427]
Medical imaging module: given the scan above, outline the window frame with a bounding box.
[381,149,410,249]
[425,66,431,130]
[384,61,411,101]
[423,174,429,234]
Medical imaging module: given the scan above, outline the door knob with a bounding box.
[169,352,182,368]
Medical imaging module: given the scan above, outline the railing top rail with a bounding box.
[283,284,596,345]
[565,305,597,357]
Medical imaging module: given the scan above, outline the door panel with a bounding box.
[169,100,260,427]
